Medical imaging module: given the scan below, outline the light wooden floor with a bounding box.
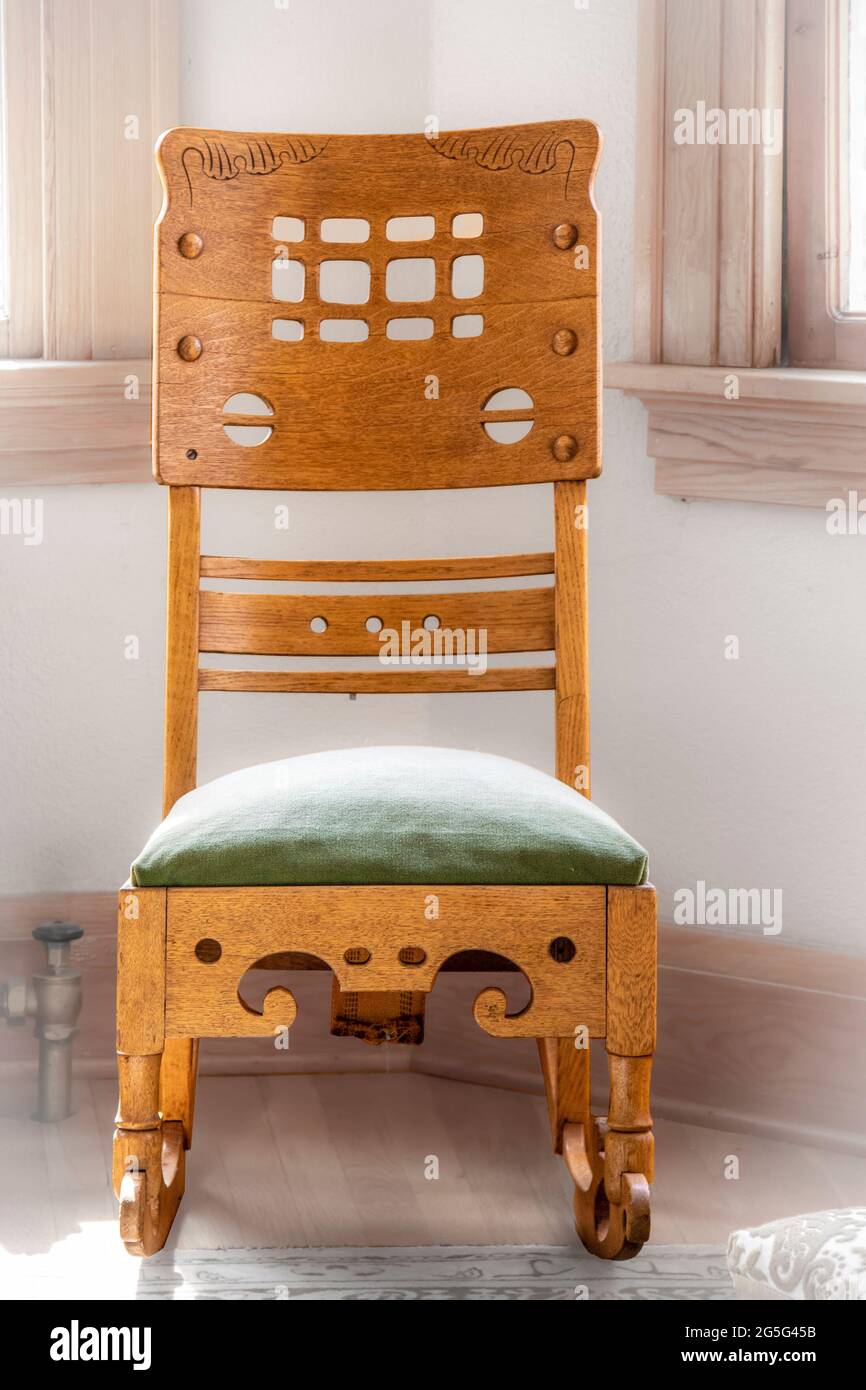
[2,1072,865,1255]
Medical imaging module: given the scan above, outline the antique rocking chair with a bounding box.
[114,120,656,1260]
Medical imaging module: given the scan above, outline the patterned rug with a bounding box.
[130,1244,733,1300]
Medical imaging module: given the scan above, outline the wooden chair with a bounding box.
[114,120,657,1260]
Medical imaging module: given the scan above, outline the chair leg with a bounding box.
[114,888,185,1256]
[113,1053,185,1257]
[538,1040,653,1260]
[160,1037,200,1148]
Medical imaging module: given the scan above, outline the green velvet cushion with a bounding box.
[130,746,648,888]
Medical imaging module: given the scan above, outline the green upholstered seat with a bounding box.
[131,745,648,889]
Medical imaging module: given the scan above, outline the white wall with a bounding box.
[2,0,864,955]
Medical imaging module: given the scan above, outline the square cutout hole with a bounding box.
[386,317,434,340]
[319,319,369,342]
[272,216,304,242]
[386,215,435,241]
[452,314,483,338]
[452,212,484,238]
[319,260,371,304]
[386,258,435,302]
[272,257,305,302]
[321,218,370,243]
[272,319,304,341]
[451,254,484,299]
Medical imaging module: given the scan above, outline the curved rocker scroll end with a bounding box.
[115,1121,186,1258]
[472,980,533,1038]
[563,1118,651,1261]
[237,984,298,1035]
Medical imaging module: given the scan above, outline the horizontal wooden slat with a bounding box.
[200,553,555,582]
[199,587,555,656]
[198,667,555,694]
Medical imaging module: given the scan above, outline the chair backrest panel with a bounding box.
[153,122,600,490]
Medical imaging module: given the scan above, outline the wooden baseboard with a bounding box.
[2,892,864,1153]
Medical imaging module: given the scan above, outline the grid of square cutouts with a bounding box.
[270,213,485,343]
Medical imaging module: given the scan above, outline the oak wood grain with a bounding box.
[116,889,166,1056]
[198,667,555,694]
[164,885,606,1041]
[153,121,600,490]
[163,486,200,815]
[200,552,554,582]
[199,585,554,656]
[606,885,657,1056]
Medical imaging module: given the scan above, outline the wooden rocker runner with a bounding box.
[115,119,657,1259]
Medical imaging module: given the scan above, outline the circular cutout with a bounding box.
[365,616,384,633]
[309,616,328,634]
[222,392,273,416]
[398,946,427,966]
[344,946,371,965]
[223,424,273,447]
[195,938,222,964]
[484,419,534,444]
[222,392,274,449]
[422,614,440,631]
[483,388,533,412]
[549,936,577,964]
[483,387,535,445]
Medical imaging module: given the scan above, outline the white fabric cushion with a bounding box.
[728,1208,866,1301]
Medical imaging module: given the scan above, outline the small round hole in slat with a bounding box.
[398,946,427,966]
[365,616,384,633]
[195,938,222,964]
[310,616,328,634]
[423,614,440,631]
[549,936,577,964]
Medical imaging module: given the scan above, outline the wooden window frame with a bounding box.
[608,0,866,508]
[0,0,178,484]
[787,0,866,368]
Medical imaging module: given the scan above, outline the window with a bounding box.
[0,0,178,483]
[0,29,7,327]
[787,0,866,367]
[609,0,866,511]
[843,0,866,313]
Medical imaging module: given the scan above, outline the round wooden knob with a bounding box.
[178,232,204,258]
[552,329,577,356]
[177,335,202,362]
[553,222,579,250]
[552,434,578,462]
